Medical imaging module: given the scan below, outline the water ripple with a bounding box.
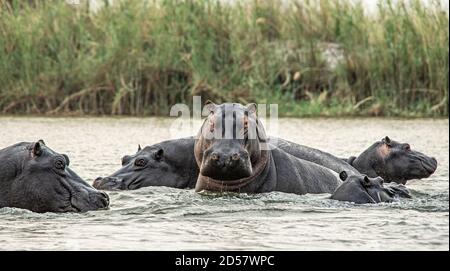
[0,118,448,250]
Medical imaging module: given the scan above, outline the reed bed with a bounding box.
[0,0,448,117]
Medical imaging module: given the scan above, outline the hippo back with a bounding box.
[269,146,343,194]
[0,142,30,206]
[272,137,359,176]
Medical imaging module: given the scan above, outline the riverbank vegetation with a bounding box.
[0,0,448,117]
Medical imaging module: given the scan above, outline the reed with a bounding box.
[0,0,448,117]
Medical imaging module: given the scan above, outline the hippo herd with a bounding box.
[0,103,438,213]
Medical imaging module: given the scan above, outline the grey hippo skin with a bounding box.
[0,140,109,213]
[193,102,342,195]
[93,136,436,192]
[273,138,359,175]
[331,172,411,204]
[94,138,199,190]
[94,104,343,194]
[344,136,437,185]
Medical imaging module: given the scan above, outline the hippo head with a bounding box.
[195,102,266,181]
[351,136,437,184]
[93,142,195,190]
[8,140,109,213]
[331,172,411,204]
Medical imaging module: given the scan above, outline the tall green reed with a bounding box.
[0,0,447,117]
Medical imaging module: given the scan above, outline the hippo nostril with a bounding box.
[98,191,110,208]
[231,153,240,161]
[211,152,219,161]
[93,177,103,188]
[101,191,109,199]
[432,157,438,166]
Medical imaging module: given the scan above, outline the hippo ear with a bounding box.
[339,171,348,181]
[347,156,357,166]
[121,155,132,166]
[155,148,164,161]
[62,154,70,166]
[137,144,142,152]
[38,139,46,146]
[382,136,391,145]
[32,141,43,157]
[204,100,217,113]
[246,103,257,115]
[363,176,371,186]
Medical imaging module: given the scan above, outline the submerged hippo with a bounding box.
[95,103,343,194]
[94,138,199,190]
[0,140,109,213]
[344,136,437,185]
[193,102,342,194]
[94,136,437,192]
[94,116,436,191]
[331,172,411,204]
[273,137,437,184]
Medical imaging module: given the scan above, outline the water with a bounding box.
[0,117,448,250]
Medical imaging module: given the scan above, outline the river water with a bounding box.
[0,117,448,250]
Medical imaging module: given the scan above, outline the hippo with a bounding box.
[93,138,199,190]
[0,140,110,213]
[271,137,437,184]
[93,115,436,192]
[274,139,359,176]
[94,135,436,192]
[193,102,342,194]
[343,136,437,185]
[95,103,343,194]
[331,171,411,204]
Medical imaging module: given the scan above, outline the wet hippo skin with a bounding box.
[0,140,109,213]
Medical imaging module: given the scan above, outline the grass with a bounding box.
[0,0,448,117]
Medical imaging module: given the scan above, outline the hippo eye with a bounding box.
[54,159,65,170]
[404,144,411,151]
[135,158,148,167]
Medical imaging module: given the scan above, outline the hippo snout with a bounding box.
[93,177,104,189]
[90,191,110,209]
[201,147,253,181]
[69,188,110,212]
[422,157,438,175]
[93,176,124,190]
[209,151,243,168]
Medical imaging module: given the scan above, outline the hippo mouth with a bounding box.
[60,179,110,212]
[195,150,269,193]
[358,182,410,204]
[69,195,82,212]
[383,183,411,199]
[421,158,437,175]
[57,184,83,212]
[57,179,83,212]
[360,184,378,203]
[126,178,145,190]
[356,181,381,203]
[200,165,252,181]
